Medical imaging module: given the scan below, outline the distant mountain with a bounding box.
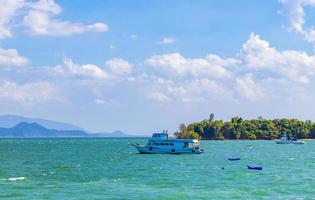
[0,120,136,138]
[88,130,128,137]
[0,115,83,131]
[0,122,87,138]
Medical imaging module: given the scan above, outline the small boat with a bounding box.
[275,135,305,144]
[130,130,204,154]
[228,157,241,161]
[247,165,262,170]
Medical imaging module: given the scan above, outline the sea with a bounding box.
[0,139,314,199]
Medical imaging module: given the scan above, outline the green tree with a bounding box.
[175,116,315,140]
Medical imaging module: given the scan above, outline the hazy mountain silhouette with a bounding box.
[0,122,87,138]
[0,115,135,138]
[0,114,84,131]
[88,130,128,137]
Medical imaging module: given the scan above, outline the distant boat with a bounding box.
[130,131,204,154]
[275,135,304,144]
[247,165,263,170]
[228,157,241,161]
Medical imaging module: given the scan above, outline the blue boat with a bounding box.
[247,165,263,170]
[228,157,241,161]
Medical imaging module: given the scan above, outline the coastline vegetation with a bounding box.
[174,114,315,140]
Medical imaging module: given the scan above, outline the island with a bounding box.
[175,114,315,140]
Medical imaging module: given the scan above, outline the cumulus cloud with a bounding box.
[0,80,58,104]
[0,0,109,38]
[279,0,315,44]
[147,53,233,78]
[63,58,108,79]
[0,0,24,39]
[144,33,315,102]
[239,33,315,83]
[234,74,264,101]
[23,0,108,36]
[0,48,29,66]
[2,32,315,106]
[163,79,229,102]
[106,58,133,75]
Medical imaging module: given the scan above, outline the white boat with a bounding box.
[275,135,305,144]
[131,131,204,154]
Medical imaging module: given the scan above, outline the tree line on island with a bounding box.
[174,114,315,140]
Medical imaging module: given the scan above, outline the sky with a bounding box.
[1,0,315,134]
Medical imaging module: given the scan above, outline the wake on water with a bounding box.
[1,177,27,181]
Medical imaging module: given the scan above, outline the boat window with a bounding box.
[170,143,174,146]
[155,143,159,145]
[165,143,169,145]
[161,143,164,145]
[184,142,189,148]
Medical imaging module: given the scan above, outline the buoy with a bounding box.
[247,165,262,170]
[228,157,241,161]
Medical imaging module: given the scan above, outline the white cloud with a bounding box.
[0,48,29,66]
[164,79,229,102]
[63,58,108,79]
[106,58,133,75]
[32,0,60,14]
[239,33,315,83]
[279,0,315,44]
[144,33,315,102]
[0,0,24,39]
[147,92,172,102]
[23,0,108,36]
[94,98,107,105]
[86,23,108,32]
[0,80,58,104]
[158,37,176,44]
[234,74,263,101]
[147,52,232,78]
[2,31,315,107]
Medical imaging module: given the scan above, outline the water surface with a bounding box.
[0,139,314,199]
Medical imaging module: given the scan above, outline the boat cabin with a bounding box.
[130,130,204,154]
[147,138,200,150]
[152,133,168,140]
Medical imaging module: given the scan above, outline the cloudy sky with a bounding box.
[1,0,315,134]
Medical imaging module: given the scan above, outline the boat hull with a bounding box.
[131,144,204,154]
[275,141,305,144]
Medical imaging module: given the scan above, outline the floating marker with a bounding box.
[247,165,263,170]
[228,157,241,161]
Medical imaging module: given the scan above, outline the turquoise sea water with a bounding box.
[0,139,314,199]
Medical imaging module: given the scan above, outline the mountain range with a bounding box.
[0,115,131,138]
[0,115,83,130]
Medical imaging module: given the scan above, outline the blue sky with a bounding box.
[1,0,315,134]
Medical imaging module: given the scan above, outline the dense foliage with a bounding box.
[175,114,315,140]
